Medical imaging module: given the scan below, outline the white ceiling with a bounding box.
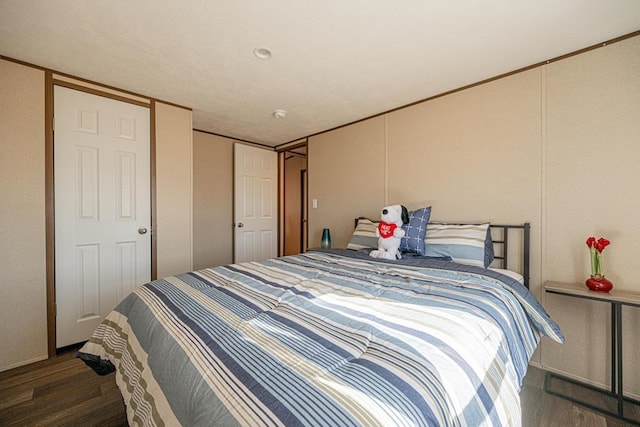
[1,1,639,147]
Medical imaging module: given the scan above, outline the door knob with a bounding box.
[237,223,244,228]
[138,227,148,235]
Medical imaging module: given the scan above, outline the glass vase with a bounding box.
[321,228,331,249]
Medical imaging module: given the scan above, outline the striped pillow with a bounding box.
[423,223,493,267]
[346,218,379,250]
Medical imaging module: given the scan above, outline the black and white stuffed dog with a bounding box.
[369,204,410,260]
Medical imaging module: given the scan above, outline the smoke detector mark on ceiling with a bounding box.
[253,47,272,60]
[273,109,287,119]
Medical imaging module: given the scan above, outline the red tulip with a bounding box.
[587,235,611,276]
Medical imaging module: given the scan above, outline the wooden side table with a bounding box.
[543,281,640,424]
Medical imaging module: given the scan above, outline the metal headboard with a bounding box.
[490,223,531,288]
[354,218,531,288]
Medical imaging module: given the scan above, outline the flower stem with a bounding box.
[596,252,603,276]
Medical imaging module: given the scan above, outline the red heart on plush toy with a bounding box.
[378,222,397,238]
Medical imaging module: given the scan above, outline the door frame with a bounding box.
[277,141,308,256]
[44,74,156,356]
[300,168,308,252]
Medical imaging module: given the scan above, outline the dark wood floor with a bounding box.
[1,346,638,426]
[520,366,639,426]
[0,346,127,426]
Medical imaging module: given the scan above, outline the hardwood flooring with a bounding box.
[520,365,639,427]
[0,346,126,426]
[1,345,638,426]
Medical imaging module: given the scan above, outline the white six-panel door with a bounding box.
[234,143,277,263]
[54,86,151,347]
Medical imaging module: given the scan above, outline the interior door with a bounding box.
[54,85,151,347]
[234,143,277,263]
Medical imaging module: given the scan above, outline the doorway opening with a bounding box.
[281,145,307,255]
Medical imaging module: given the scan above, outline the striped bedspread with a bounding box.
[79,249,563,426]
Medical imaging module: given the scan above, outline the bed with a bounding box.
[78,222,563,426]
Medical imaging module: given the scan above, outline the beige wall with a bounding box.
[0,60,47,370]
[543,36,640,396]
[155,102,194,278]
[0,58,194,371]
[308,35,640,396]
[308,116,387,249]
[192,131,234,269]
[386,70,544,293]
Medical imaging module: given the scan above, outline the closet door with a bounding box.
[234,143,277,263]
[54,85,151,347]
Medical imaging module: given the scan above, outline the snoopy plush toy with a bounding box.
[369,204,410,260]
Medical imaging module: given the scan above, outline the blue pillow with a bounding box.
[484,226,495,267]
[399,206,431,255]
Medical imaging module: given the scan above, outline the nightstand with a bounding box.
[543,281,640,424]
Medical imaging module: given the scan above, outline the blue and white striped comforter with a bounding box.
[79,249,563,426]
